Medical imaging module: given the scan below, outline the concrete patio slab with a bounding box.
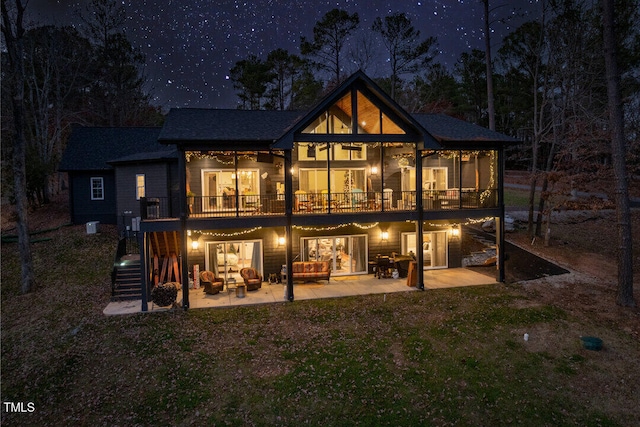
[103,268,497,315]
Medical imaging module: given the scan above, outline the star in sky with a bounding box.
[28,0,539,109]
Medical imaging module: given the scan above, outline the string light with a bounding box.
[185,150,284,163]
[425,217,494,227]
[293,222,379,232]
[195,226,263,237]
[480,150,496,204]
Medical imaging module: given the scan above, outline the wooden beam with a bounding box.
[152,232,161,258]
[163,232,170,257]
[172,231,179,255]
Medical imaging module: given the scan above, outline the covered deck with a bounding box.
[141,189,498,220]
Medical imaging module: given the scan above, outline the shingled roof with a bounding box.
[413,114,518,143]
[59,127,176,172]
[157,109,516,148]
[157,72,517,148]
[158,108,304,143]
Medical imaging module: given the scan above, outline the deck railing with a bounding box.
[140,189,498,220]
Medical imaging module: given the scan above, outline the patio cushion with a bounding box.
[291,261,331,282]
[240,267,262,291]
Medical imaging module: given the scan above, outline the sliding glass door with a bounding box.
[301,235,367,276]
[201,169,259,211]
[205,239,263,284]
[401,231,448,269]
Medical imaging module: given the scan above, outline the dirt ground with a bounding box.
[3,176,639,342]
[504,208,640,340]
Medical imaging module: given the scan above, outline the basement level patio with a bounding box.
[103,268,497,315]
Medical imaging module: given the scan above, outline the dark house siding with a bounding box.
[68,171,117,224]
[115,162,178,229]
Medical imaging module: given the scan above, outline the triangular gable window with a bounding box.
[302,89,406,135]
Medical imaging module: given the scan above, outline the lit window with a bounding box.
[91,177,104,200]
[136,174,146,200]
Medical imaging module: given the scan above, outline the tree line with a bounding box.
[2,0,161,293]
[2,0,162,207]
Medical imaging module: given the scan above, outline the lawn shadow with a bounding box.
[465,228,570,284]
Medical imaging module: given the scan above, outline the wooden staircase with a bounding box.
[112,258,142,301]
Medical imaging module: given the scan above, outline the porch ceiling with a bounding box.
[149,231,182,257]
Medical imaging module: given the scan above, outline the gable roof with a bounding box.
[59,127,175,172]
[273,70,440,149]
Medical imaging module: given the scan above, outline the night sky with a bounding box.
[28,0,540,109]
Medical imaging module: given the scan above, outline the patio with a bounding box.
[103,268,497,315]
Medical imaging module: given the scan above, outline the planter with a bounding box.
[152,282,178,307]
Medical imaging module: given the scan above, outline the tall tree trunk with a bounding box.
[535,126,559,236]
[601,0,635,307]
[527,144,539,238]
[2,0,35,294]
[483,0,496,131]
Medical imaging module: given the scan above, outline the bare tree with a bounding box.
[1,0,35,294]
[23,26,92,204]
[601,0,635,307]
[499,15,551,237]
[349,33,377,75]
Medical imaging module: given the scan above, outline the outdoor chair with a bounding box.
[200,270,224,295]
[295,190,310,212]
[239,267,262,291]
[375,255,394,279]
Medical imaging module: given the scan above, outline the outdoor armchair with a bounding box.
[239,267,262,291]
[200,270,224,295]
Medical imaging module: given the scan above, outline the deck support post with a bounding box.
[415,143,425,290]
[179,147,190,309]
[284,150,294,301]
[141,232,149,311]
[497,147,506,283]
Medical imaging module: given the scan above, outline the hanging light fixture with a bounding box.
[307,144,316,158]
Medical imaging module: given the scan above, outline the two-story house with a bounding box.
[135,71,515,310]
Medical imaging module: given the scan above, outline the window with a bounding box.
[91,177,104,200]
[297,143,367,161]
[201,169,259,211]
[401,231,448,269]
[301,89,406,135]
[136,174,145,200]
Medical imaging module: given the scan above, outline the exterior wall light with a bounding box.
[278,236,286,246]
[451,224,460,237]
[381,231,389,241]
[191,240,199,250]
[371,166,378,175]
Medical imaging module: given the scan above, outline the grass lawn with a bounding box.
[504,187,540,208]
[2,224,639,426]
